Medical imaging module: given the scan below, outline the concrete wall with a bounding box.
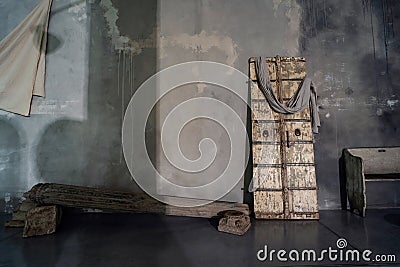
[0,0,399,211]
[0,0,90,212]
[298,0,400,208]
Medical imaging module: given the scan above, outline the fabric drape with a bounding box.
[0,0,52,116]
[254,56,320,133]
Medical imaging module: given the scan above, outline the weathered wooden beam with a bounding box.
[4,220,25,228]
[24,183,249,218]
[4,199,38,228]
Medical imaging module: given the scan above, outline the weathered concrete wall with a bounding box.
[156,0,302,202]
[298,0,400,209]
[0,0,399,211]
[0,0,90,212]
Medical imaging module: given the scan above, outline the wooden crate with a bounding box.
[249,56,319,220]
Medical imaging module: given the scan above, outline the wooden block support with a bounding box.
[4,220,25,228]
[218,210,251,235]
[23,205,61,238]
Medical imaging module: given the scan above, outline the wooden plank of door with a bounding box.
[250,56,319,220]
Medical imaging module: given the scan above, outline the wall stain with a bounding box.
[362,0,396,92]
[159,30,238,66]
[100,0,239,66]
[99,0,133,52]
[67,1,87,22]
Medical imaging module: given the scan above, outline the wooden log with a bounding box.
[24,183,249,218]
[23,205,61,238]
[4,220,25,228]
[4,199,38,228]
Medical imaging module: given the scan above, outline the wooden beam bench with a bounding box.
[343,147,400,217]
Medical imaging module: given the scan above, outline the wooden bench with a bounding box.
[343,147,400,217]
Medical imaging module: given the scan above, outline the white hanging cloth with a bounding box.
[0,0,52,116]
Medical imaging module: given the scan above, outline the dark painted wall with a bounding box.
[298,0,400,208]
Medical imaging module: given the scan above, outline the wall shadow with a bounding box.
[32,1,194,266]
[0,119,24,213]
[36,0,158,192]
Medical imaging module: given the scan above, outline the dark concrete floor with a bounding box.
[0,209,399,267]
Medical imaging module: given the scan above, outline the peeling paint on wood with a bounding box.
[253,167,282,189]
[252,101,311,121]
[252,144,281,165]
[344,148,366,217]
[254,191,284,215]
[287,166,316,188]
[250,56,319,220]
[286,144,315,163]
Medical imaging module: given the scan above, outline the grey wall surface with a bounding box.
[0,0,399,211]
[0,0,90,212]
[298,0,400,209]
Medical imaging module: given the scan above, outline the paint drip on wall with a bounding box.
[99,0,239,66]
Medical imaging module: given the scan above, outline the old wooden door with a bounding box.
[249,56,319,220]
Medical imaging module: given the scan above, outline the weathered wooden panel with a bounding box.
[254,191,284,215]
[252,144,281,165]
[252,121,279,142]
[4,220,25,228]
[286,143,315,163]
[347,147,400,174]
[218,210,251,236]
[289,190,318,213]
[250,81,279,100]
[249,61,276,81]
[24,183,250,218]
[249,57,306,81]
[253,167,282,189]
[287,166,316,188]
[289,213,319,220]
[251,81,305,100]
[280,61,306,80]
[285,122,313,142]
[249,56,306,63]
[343,149,365,217]
[250,56,319,220]
[279,56,306,62]
[281,80,304,99]
[285,107,311,120]
[344,147,400,217]
[4,199,38,228]
[251,101,310,121]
